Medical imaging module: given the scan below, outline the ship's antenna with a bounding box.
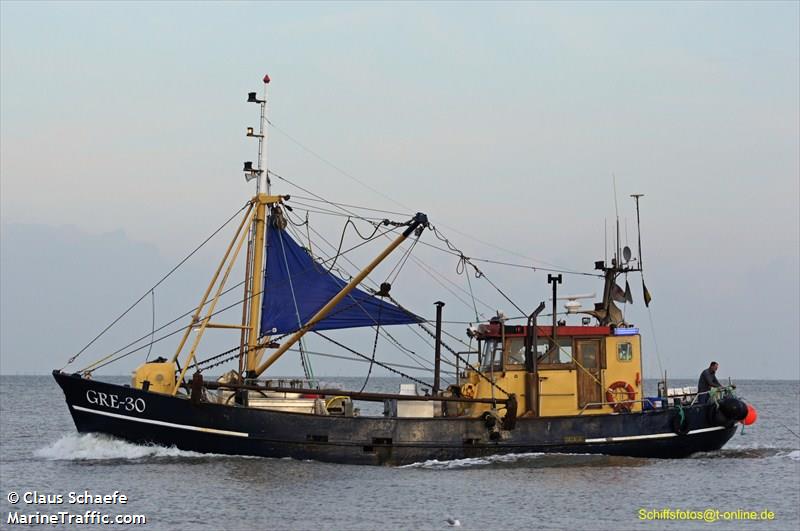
[244,74,271,193]
[612,173,621,267]
[631,194,644,270]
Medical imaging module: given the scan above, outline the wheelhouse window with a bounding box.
[537,337,573,365]
[617,342,633,362]
[505,338,527,366]
[481,339,504,372]
[505,337,573,366]
[481,336,576,370]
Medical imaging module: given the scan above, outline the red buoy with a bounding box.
[742,404,758,425]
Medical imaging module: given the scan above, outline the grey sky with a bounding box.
[1,2,798,380]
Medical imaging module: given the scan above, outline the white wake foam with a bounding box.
[34,433,211,461]
[777,450,800,461]
[401,452,548,470]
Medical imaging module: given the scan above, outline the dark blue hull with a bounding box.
[53,371,737,465]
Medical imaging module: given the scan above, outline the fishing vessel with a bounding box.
[53,76,756,465]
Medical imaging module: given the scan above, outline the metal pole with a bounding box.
[433,301,445,394]
[258,74,270,194]
[524,301,546,415]
[631,194,644,270]
[547,274,562,345]
[245,196,268,376]
[239,227,253,376]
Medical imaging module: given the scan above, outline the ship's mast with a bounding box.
[243,74,275,378]
[257,75,270,194]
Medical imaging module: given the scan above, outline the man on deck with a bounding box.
[697,361,722,403]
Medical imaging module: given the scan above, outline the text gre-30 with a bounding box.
[86,390,146,413]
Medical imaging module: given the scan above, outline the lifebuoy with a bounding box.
[461,383,476,399]
[606,381,636,412]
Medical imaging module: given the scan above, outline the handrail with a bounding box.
[577,385,737,415]
[202,381,514,406]
[688,386,736,406]
[577,397,658,415]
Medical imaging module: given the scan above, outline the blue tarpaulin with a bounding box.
[260,222,422,336]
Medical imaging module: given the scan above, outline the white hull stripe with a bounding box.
[585,426,727,444]
[72,405,249,438]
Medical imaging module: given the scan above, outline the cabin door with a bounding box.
[576,339,602,408]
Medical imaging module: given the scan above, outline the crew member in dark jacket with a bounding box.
[697,361,722,403]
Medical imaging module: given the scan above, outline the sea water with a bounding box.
[1,376,798,530]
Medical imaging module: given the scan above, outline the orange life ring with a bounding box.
[606,381,636,412]
[461,383,476,399]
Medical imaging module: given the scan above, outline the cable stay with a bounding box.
[289,194,412,217]
[268,122,587,275]
[63,201,251,370]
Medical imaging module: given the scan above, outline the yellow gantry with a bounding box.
[245,193,283,375]
[168,194,283,395]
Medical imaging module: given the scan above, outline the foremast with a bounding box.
[156,75,429,394]
[242,74,278,377]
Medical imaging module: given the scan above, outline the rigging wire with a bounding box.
[277,168,526,329]
[464,264,480,323]
[646,305,665,379]
[295,348,455,375]
[270,170,363,219]
[385,294,509,396]
[271,118,601,279]
[288,200,393,222]
[195,340,454,382]
[279,167,597,279]
[282,208,437,372]
[414,238,602,278]
[289,194,412,217]
[287,201,381,220]
[282,207,473,375]
[385,232,419,285]
[359,303,383,392]
[63,201,251,369]
[428,224,527,315]
[81,221,405,373]
[145,290,155,362]
[278,221,315,383]
[314,331,431,388]
[326,217,383,273]
[268,121,404,211]
[406,253,493,316]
